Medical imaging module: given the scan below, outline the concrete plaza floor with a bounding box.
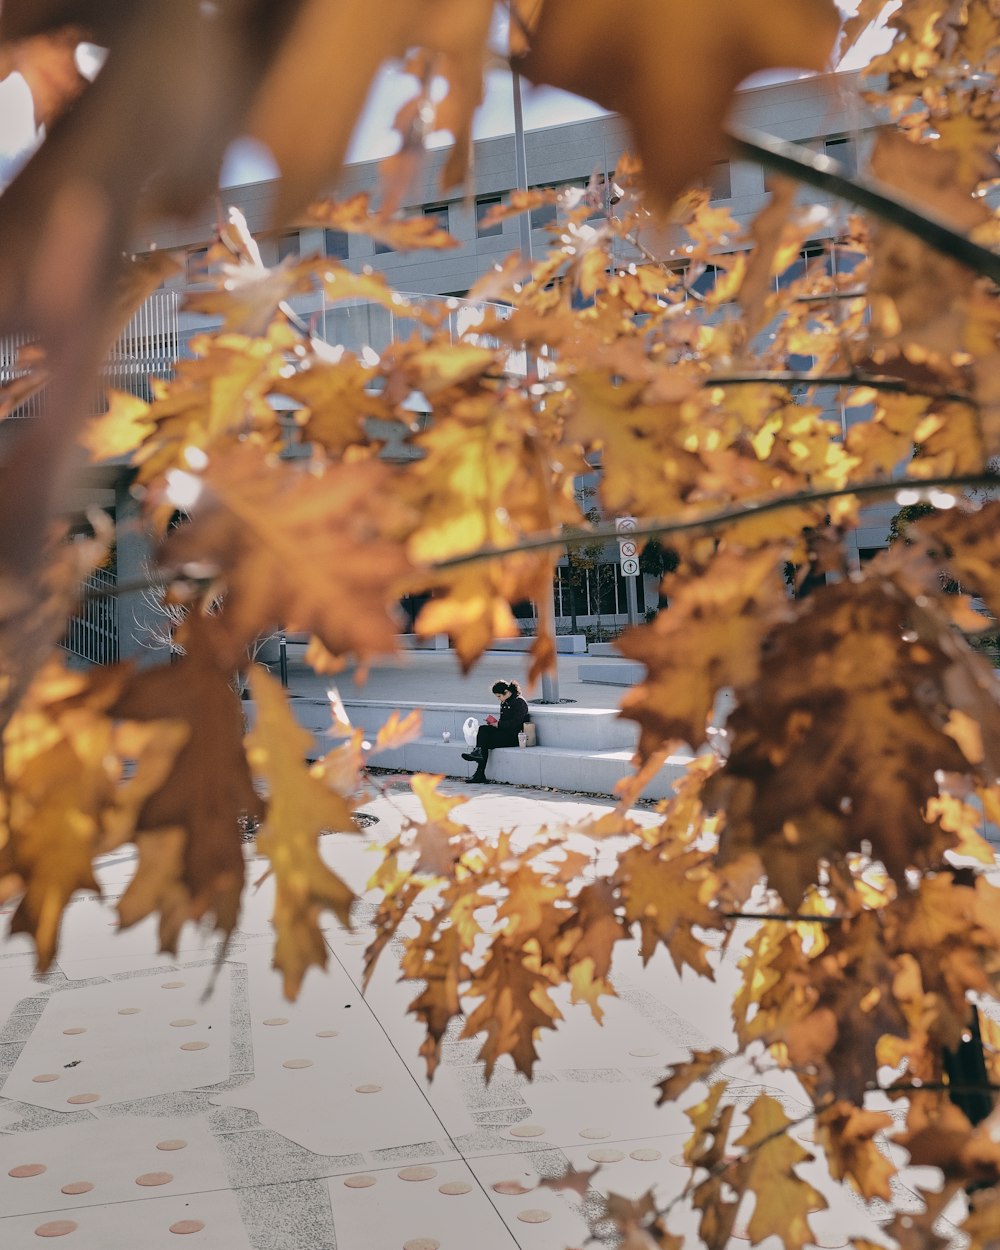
[0,774,930,1250]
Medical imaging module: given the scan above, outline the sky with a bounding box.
[0,3,898,194]
[220,2,898,186]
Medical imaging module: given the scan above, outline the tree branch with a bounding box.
[727,124,1000,286]
[723,911,843,925]
[709,371,973,407]
[430,471,1000,571]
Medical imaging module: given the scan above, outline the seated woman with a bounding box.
[462,680,530,783]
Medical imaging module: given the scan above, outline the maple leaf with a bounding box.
[710,580,973,906]
[0,661,186,969]
[613,842,719,975]
[185,255,318,337]
[79,390,157,463]
[817,1100,896,1202]
[110,616,260,954]
[552,879,630,1022]
[400,914,467,1078]
[371,710,422,755]
[272,352,393,458]
[461,938,563,1079]
[657,1048,729,1106]
[732,1095,828,1250]
[402,774,471,878]
[160,445,413,670]
[619,546,790,753]
[518,0,839,206]
[247,665,358,998]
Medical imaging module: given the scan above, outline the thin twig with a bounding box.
[728,125,1000,286]
[430,471,1000,571]
[723,911,843,925]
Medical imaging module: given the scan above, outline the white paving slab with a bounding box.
[0,1116,228,1217]
[212,946,458,1158]
[0,1186,252,1249]
[1,967,232,1112]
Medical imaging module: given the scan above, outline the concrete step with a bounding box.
[487,635,588,654]
[364,736,693,800]
[287,697,639,751]
[579,661,644,686]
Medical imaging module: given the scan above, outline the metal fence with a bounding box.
[63,567,119,667]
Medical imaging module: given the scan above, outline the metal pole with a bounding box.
[626,574,639,629]
[513,67,559,703]
[279,631,288,689]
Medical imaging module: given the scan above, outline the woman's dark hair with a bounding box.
[492,679,521,697]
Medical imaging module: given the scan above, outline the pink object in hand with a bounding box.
[486,714,498,725]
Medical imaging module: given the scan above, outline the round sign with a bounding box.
[618,539,638,558]
[621,557,640,576]
[615,516,637,533]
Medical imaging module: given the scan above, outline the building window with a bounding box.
[185,246,209,284]
[708,161,731,200]
[824,136,857,177]
[277,232,300,262]
[324,229,349,260]
[374,237,394,255]
[530,189,558,231]
[423,203,449,231]
[476,195,503,238]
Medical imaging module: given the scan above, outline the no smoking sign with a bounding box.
[616,517,639,578]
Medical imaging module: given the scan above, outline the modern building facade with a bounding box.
[2,68,887,662]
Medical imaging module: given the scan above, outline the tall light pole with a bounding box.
[512,66,560,703]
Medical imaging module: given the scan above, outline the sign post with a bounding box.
[616,517,640,628]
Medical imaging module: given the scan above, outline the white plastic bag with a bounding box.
[462,716,479,747]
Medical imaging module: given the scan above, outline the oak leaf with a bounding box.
[817,1101,896,1202]
[613,843,718,975]
[657,1047,729,1106]
[110,617,260,954]
[247,665,358,998]
[732,1094,828,1250]
[461,938,562,1078]
[372,710,422,755]
[619,546,789,753]
[161,446,413,670]
[518,0,839,206]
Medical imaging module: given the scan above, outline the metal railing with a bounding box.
[63,567,119,667]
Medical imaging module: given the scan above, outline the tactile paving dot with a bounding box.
[117,1008,141,1016]
[587,1148,625,1164]
[62,1028,86,1036]
[492,1180,533,1196]
[34,1221,78,1237]
[170,1019,197,1028]
[9,1163,47,1178]
[628,1047,658,1058]
[629,1149,662,1162]
[509,1124,544,1138]
[263,1018,289,1027]
[813,1235,849,1248]
[354,1082,380,1092]
[398,1166,437,1182]
[61,1182,94,1196]
[438,1181,472,1196]
[403,1240,440,1250]
[316,1030,339,1038]
[517,1210,551,1224]
[161,982,185,990]
[578,1128,610,1140]
[282,1059,313,1070]
[136,1172,174,1187]
[156,1140,187,1152]
[66,1094,99,1105]
[169,1221,205,1235]
[32,1074,60,1084]
[180,1042,209,1052]
[344,1175,377,1188]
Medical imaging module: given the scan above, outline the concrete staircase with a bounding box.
[285,695,694,800]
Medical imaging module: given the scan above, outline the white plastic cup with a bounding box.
[518,732,527,748]
[442,731,451,743]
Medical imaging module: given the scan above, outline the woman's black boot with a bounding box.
[466,768,487,783]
